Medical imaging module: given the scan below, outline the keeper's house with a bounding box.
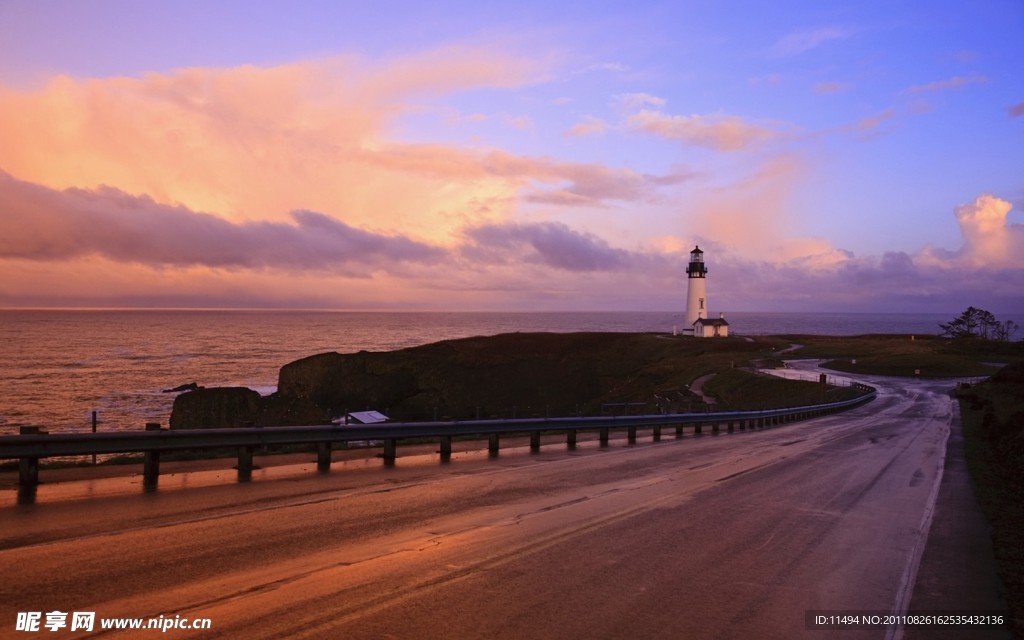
[694,314,729,338]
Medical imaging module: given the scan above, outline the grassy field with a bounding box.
[776,334,1023,378]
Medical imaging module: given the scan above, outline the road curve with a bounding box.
[0,368,958,639]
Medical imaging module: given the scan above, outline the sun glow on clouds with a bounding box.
[0,49,549,244]
[0,23,1022,313]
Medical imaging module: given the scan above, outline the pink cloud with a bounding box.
[626,109,776,151]
[0,48,553,245]
[0,171,443,274]
[950,194,1023,268]
[813,81,849,94]
[565,116,608,137]
[769,26,853,57]
[1,176,1022,313]
[903,74,988,95]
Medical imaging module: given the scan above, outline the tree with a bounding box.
[994,320,1019,342]
[940,306,1016,340]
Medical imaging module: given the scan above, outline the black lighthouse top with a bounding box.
[686,245,707,278]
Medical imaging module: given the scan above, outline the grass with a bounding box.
[703,368,864,410]
[956,362,1024,637]
[772,334,1023,378]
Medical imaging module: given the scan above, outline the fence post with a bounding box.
[317,442,332,471]
[143,422,162,490]
[237,446,254,481]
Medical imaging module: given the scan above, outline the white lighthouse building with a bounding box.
[683,245,729,337]
[684,245,708,333]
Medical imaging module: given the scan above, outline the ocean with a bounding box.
[0,309,999,435]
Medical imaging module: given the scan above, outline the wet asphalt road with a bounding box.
[0,366,957,639]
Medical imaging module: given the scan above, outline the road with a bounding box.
[0,366,963,639]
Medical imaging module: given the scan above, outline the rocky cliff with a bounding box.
[169,331,765,429]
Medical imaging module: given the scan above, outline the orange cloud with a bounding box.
[0,48,549,245]
[565,116,608,137]
[950,194,1023,268]
[0,49,688,250]
[690,153,809,258]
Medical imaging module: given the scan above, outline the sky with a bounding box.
[0,1,1022,313]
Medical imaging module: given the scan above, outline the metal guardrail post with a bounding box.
[599,427,609,447]
[566,429,577,448]
[18,456,39,488]
[488,433,500,455]
[143,423,162,490]
[317,442,332,471]
[530,431,541,451]
[440,436,452,460]
[627,425,637,444]
[17,427,43,494]
[237,446,254,482]
[653,426,661,442]
[383,439,397,463]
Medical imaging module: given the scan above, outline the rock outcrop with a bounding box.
[169,387,262,429]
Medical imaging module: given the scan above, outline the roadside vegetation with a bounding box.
[780,333,1022,378]
[956,362,1024,637]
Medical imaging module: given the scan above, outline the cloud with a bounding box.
[580,62,629,74]
[769,26,852,57]
[838,108,896,139]
[0,171,443,274]
[949,194,1024,268]
[711,194,1024,313]
[626,109,775,151]
[1008,102,1024,118]
[462,221,636,272]
[813,81,849,94]
[0,48,552,245]
[903,74,988,95]
[2,175,1022,313]
[614,93,666,111]
[748,74,783,88]
[565,116,608,137]
[690,154,808,257]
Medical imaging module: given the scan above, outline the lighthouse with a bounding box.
[684,245,707,334]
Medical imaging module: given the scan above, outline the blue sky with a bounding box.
[0,1,1022,312]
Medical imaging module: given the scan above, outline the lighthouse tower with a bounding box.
[684,245,707,333]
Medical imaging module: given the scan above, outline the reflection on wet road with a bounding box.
[0,367,954,639]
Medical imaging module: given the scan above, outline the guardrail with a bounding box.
[2,386,875,498]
